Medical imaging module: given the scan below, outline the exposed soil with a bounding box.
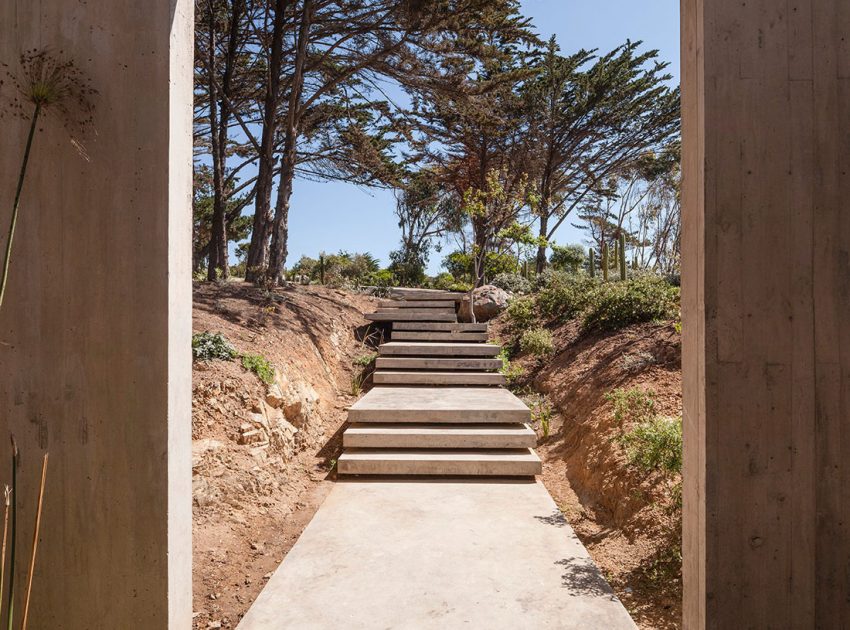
[492,317,683,629]
[191,282,378,629]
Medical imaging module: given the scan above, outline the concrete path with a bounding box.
[237,479,636,629]
[237,291,635,628]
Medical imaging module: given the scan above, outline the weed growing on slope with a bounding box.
[192,331,238,361]
[241,353,275,384]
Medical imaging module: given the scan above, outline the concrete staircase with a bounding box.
[339,287,542,477]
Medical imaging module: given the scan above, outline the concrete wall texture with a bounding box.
[682,0,850,627]
[0,1,193,628]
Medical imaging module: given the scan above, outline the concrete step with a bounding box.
[391,331,489,342]
[375,357,502,371]
[378,342,500,357]
[378,300,457,309]
[373,371,506,386]
[393,322,487,332]
[348,387,531,423]
[343,423,536,449]
[376,307,456,315]
[365,312,457,322]
[337,448,542,476]
[388,288,464,302]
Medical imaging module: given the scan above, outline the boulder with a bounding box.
[458,285,509,322]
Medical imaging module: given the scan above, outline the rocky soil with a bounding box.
[191,282,378,629]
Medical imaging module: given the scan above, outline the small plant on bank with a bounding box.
[241,353,275,385]
[491,272,532,295]
[497,348,526,389]
[605,387,657,426]
[192,331,238,361]
[531,398,553,438]
[617,415,683,476]
[582,274,680,332]
[351,352,377,396]
[519,327,554,357]
[505,296,537,333]
[537,272,596,321]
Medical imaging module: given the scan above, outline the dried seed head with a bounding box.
[1,48,97,156]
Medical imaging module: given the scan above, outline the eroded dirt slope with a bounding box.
[493,317,683,629]
[191,282,377,629]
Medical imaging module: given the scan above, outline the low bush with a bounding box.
[537,273,596,320]
[617,415,683,475]
[605,387,657,426]
[582,274,679,332]
[519,327,554,357]
[491,273,532,295]
[192,332,238,362]
[505,296,537,333]
[497,348,526,387]
[241,353,275,384]
[432,272,456,291]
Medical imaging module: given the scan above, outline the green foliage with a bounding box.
[549,244,585,273]
[241,353,275,384]
[601,242,609,281]
[388,242,428,286]
[537,272,596,320]
[530,397,553,438]
[588,248,596,278]
[582,274,680,332]
[497,348,526,388]
[505,296,537,333]
[353,352,377,367]
[366,269,394,288]
[290,251,381,287]
[432,272,456,291]
[443,249,518,283]
[617,415,683,475]
[519,327,554,357]
[192,332,238,362]
[491,273,532,294]
[605,387,657,426]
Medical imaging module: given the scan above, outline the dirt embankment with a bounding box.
[191,282,376,629]
[493,317,683,629]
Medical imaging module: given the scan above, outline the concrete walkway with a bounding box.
[238,479,636,629]
[238,289,635,628]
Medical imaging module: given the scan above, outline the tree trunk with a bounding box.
[535,211,548,275]
[266,0,313,285]
[473,218,487,288]
[245,0,289,282]
[206,9,228,281]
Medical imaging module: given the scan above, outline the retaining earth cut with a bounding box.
[237,288,636,628]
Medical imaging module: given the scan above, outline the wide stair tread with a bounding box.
[337,448,542,476]
[375,357,501,370]
[366,311,457,322]
[379,342,500,356]
[392,322,487,332]
[348,387,530,423]
[343,423,536,449]
[373,371,505,386]
[391,331,489,342]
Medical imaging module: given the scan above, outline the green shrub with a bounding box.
[617,415,683,475]
[549,243,585,273]
[366,269,394,288]
[432,272,456,291]
[192,332,238,362]
[241,353,275,384]
[497,348,525,387]
[582,274,679,332]
[353,352,377,367]
[491,273,532,294]
[519,327,554,357]
[537,273,596,320]
[605,387,657,426]
[505,296,537,333]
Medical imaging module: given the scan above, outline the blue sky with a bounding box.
[281,0,680,274]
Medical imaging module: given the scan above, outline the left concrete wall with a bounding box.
[0,1,193,627]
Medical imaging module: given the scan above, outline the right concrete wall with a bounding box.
[682,0,850,626]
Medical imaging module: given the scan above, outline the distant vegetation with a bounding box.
[192,0,680,290]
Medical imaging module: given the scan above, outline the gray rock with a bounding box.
[458,285,509,322]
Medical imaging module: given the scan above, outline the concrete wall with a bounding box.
[682,0,850,626]
[0,1,193,628]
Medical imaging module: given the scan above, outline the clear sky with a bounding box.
[284,0,681,274]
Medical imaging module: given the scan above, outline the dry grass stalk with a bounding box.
[20,453,47,630]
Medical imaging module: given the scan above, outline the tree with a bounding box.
[194,0,259,280]
[522,37,680,273]
[549,243,585,273]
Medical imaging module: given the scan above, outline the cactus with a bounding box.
[588,248,596,278]
[601,242,609,281]
[619,232,627,281]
